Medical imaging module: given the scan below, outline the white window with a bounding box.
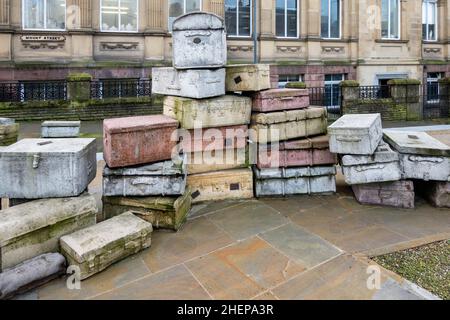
[101,0,138,32]
[278,75,303,88]
[426,72,444,103]
[168,0,202,32]
[324,74,344,107]
[276,0,299,38]
[225,0,252,37]
[423,0,437,41]
[381,0,400,39]
[321,0,341,39]
[22,0,66,31]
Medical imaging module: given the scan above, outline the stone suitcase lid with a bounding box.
[0,118,15,125]
[328,114,381,133]
[283,135,330,150]
[60,212,153,264]
[341,141,399,165]
[226,64,270,73]
[42,121,81,128]
[252,108,325,125]
[173,12,225,31]
[253,88,308,100]
[0,193,96,247]
[103,159,186,176]
[0,138,95,156]
[104,115,179,135]
[255,166,336,179]
[383,130,450,157]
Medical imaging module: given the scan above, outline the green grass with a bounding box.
[373,240,449,300]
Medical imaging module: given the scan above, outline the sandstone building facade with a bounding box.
[0,0,449,93]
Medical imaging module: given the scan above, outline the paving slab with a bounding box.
[188,200,247,220]
[140,217,234,273]
[259,224,341,268]
[206,201,289,241]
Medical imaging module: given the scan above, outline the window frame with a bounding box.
[381,0,401,40]
[423,0,438,42]
[275,0,300,39]
[168,0,203,32]
[22,0,67,31]
[278,74,303,88]
[225,0,253,38]
[100,0,139,33]
[321,0,342,40]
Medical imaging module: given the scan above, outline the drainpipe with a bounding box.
[253,0,258,64]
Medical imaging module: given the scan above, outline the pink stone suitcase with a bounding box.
[251,88,310,112]
[257,135,337,169]
[416,181,450,208]
[352,181,415,209]
[180,125,248,153]
[104,115,179,168]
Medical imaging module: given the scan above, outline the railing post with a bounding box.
[438,78,450,118]
[388,79,422,121]
[339,80,359,114]
[66,73,92,102]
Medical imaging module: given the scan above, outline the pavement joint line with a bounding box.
[250,290,279,301]
[182,263,215,300]
[188,201,250,221]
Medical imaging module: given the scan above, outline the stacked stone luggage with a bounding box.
[154,12,254,204]
[236,70,335,197]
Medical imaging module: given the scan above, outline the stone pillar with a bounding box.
[340,80,360,114]
[67,73,92,102]
[0,0,9,26]
[388,79,422,121]
[439,78,450,118]
[259,0,274,38]
[306,0,321,39]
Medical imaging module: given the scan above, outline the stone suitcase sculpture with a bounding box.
[0,138,96,199]
[250,107,328,144]
[226,64,271,92]
[172,12,227,69]
[383,131,450,181]
[163,95,251,129]
[187,168,254,203]
[254,166,336,197]
[103,160,186,197]
[0,194,97,272]
[41,121,81,138]
[257,135,337,169]
[60,212,153,280]
[0,118,19,146]
[328,114,382,155]
[0,253,66,300]
[352,181,415,209]
[251,88,310,112]
[341,141,402,185]
[103,115,179,168]
[152,67,225,99]
[186,147,248,174]
[103,190,192,231]
[417,181,450,208]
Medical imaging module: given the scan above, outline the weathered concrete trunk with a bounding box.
[226,64,271,92]
[103,160,186,197]
[187,168,254,203]
[383,131,450,157]
[172,12,227,69]
[251,88,310,112]
[163,95,251,129]
[254,166,336,197]
[0,118,19,147]
[416,181,450,208]
[102,190,192,231]
[341,141,402,185]
[60,212,153,280]
[41,121,81,138]
[250,107,328,144]
[152,67,225,99]
[328,114,382,155]
[0,194,97,272]
[352,181,415,209]
[186,147,248,174]
[103,115,179,168]
[0,253,66,300]
[0,138,97,199]
[257,135,337,169]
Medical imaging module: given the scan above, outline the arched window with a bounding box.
[23,0,66,30]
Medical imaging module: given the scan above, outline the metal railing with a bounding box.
[359,85,390,99]
[91,79,152,100]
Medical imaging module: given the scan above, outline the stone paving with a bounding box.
[16,166,449,300]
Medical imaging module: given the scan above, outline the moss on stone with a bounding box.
[285,82,307,89]
[67,73,92,81]
[340,80,359,87]
[388,79,421,85]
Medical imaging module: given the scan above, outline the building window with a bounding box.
[23,0,66,30]
[321,0,340,39]
[168,0,202,32]
[324,74,344,107]
[225,0,252,37]
[101,0,138,32]
[423,0,437,41]
[426,72,443,103]
[278,75,303,88]
[381,0,400,39]
[276,0,298,38]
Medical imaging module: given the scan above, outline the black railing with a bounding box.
[0,81,67,102]
[359,85,390,99]
[91,79,152,100]
[308,86,341,115]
